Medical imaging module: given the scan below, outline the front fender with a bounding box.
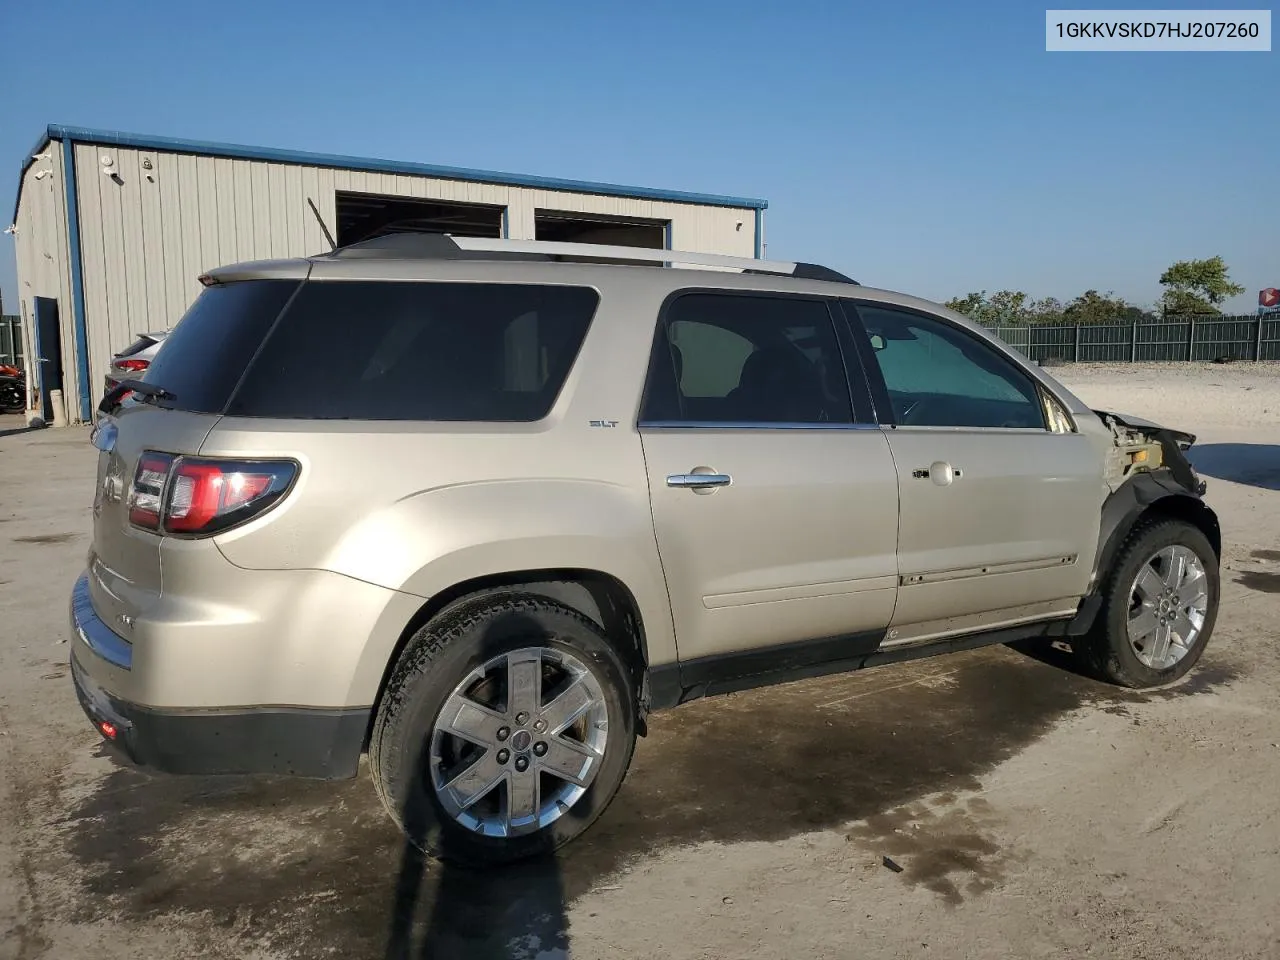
[1090,469,1221,591]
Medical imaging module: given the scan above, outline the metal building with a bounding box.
[9,124,768,425]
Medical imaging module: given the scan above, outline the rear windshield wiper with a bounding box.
[98,379,177,415]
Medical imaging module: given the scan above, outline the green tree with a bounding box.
[945,291,1065,326]
[944,292,989,319]
[1027,297,1065,325]
[1121,304,1159,324]
[1158,256,1245,316]
[945,290,1037,326]
[1063,290,1134,325]
[985,290,1031,325]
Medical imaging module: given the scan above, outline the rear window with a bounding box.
[225,281,598,421]
[140,280,300,413]
[115,335,160,359]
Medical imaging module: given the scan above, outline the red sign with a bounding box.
[1262,288,1280,308]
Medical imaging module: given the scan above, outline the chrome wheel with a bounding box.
[1126,544,1209,670]
[428,646,609,838]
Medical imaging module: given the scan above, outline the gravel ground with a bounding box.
[1053,361,1280,429]
[2,363,1279,960]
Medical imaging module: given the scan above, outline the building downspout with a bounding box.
[754,208,764,259]
[59,138,91,423]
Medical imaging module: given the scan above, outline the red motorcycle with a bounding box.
[0,364,25,413]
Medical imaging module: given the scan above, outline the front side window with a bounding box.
[852,304,1045,429]
[641,293,853,425]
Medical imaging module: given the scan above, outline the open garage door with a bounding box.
[336,192,504,246]
[535,210,668,249]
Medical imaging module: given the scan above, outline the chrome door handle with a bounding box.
[667,473,732,489]
[913,461,961,486]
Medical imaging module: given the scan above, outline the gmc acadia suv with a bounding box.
[72,234,1221,865]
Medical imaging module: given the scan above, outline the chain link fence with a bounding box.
[981,315,1280,364]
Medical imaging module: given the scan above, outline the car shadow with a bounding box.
[62,645,1241,958]
[386,841,568,960]
[384,746,569,960]
[1006,636,1239,698]
[1189,443,1280,491]
[1004,637,1081,675]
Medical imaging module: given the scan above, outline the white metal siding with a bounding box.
[61,142,757,420]
[13,146,77,419]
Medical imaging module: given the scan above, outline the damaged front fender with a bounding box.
[1096,409,1196,450]
[1095,409,1205,496]
[1063,409,1220,637]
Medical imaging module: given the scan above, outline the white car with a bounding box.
[103,331,167,399]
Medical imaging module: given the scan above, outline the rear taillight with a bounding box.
[116,358,150,373]
[128,453,173,530]
[127,454,297,537]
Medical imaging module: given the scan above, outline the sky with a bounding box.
[1,0,1276,316]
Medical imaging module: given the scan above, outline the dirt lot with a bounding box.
[2,363,1280,960]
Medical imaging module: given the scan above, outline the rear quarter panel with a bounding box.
[87,405,223,637]
[201,271,680,673]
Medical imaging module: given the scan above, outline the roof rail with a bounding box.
[322,233,858,284]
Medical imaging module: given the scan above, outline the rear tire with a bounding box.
[1074,518,1219,688]
[369,593,636,867]
[0,380,23,413]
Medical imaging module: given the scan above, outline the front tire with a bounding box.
[1075,517,1219,688]
[369,593,636,866]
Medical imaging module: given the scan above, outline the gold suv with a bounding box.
[73,234,1221,865]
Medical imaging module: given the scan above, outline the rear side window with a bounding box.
[226,282,598,421]
[141,280,300,413]
[641,292,854,425]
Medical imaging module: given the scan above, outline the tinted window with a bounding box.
[642,293,853,424]
[140,280,299,413]
[227,282,597,421]
[854,304,1044,429]
[115,335,161,359]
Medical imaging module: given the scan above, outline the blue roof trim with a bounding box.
[11,130,56,224]
[59,139,92,422]
[24,130,53,172]
[34,124,768,211]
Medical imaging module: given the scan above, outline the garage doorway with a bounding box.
[32,297,62,423]
[535,211,669,250]
[335,192,504,246]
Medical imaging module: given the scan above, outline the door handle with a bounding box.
[667,472,732,489]
[913,461,962,486]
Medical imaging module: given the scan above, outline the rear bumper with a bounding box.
[69,574,370,779]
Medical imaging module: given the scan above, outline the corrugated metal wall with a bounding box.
[13,148,76,417]
[66,143,757,417]
[73,142,344,399]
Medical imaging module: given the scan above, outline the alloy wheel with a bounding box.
[1126,544,1209,670]
[428,646,609,837]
